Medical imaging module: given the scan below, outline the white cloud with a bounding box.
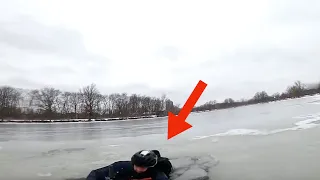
[0,0,319,105]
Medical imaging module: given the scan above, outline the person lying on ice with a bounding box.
[86,150,173,180]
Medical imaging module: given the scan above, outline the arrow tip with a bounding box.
[167,112,192,140]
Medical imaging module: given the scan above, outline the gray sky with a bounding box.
[0,0,319,105]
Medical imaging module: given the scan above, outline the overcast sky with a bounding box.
[0,0,319,105]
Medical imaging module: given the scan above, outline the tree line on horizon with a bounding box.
[0,80,319,121]
[0,83,179,121]
[192,80,320,112]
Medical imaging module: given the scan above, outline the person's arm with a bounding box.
[86,165,111,180]
[153,171,168,180]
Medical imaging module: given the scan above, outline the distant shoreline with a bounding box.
[1,80,319,123]
[1,94,319,124]
[0,115,163,124]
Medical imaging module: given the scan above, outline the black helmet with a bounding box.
[131,150,158,167]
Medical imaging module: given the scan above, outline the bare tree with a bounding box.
[153,97,162,113]
[160,94,167,111]
[30,87,61,118]
[0,86,22,120]
[112,93,129,117]
[165,99,174,112]
[287,80,306,98]
[128,94,140,116]
[95,94,104,118]
[100,95,111,117]
[224,98,235,104]
[59,92,73,118]
[80,84,100,120]
[272,93,280,100]
[252,91,269,102]
[70,92,81,119]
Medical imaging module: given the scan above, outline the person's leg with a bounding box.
[153,171,169,180]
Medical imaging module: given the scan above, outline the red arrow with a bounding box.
[167,80,207,139]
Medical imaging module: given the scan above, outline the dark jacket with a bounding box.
[86,161,168,180]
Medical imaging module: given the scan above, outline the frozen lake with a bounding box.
[1,95,320,180]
